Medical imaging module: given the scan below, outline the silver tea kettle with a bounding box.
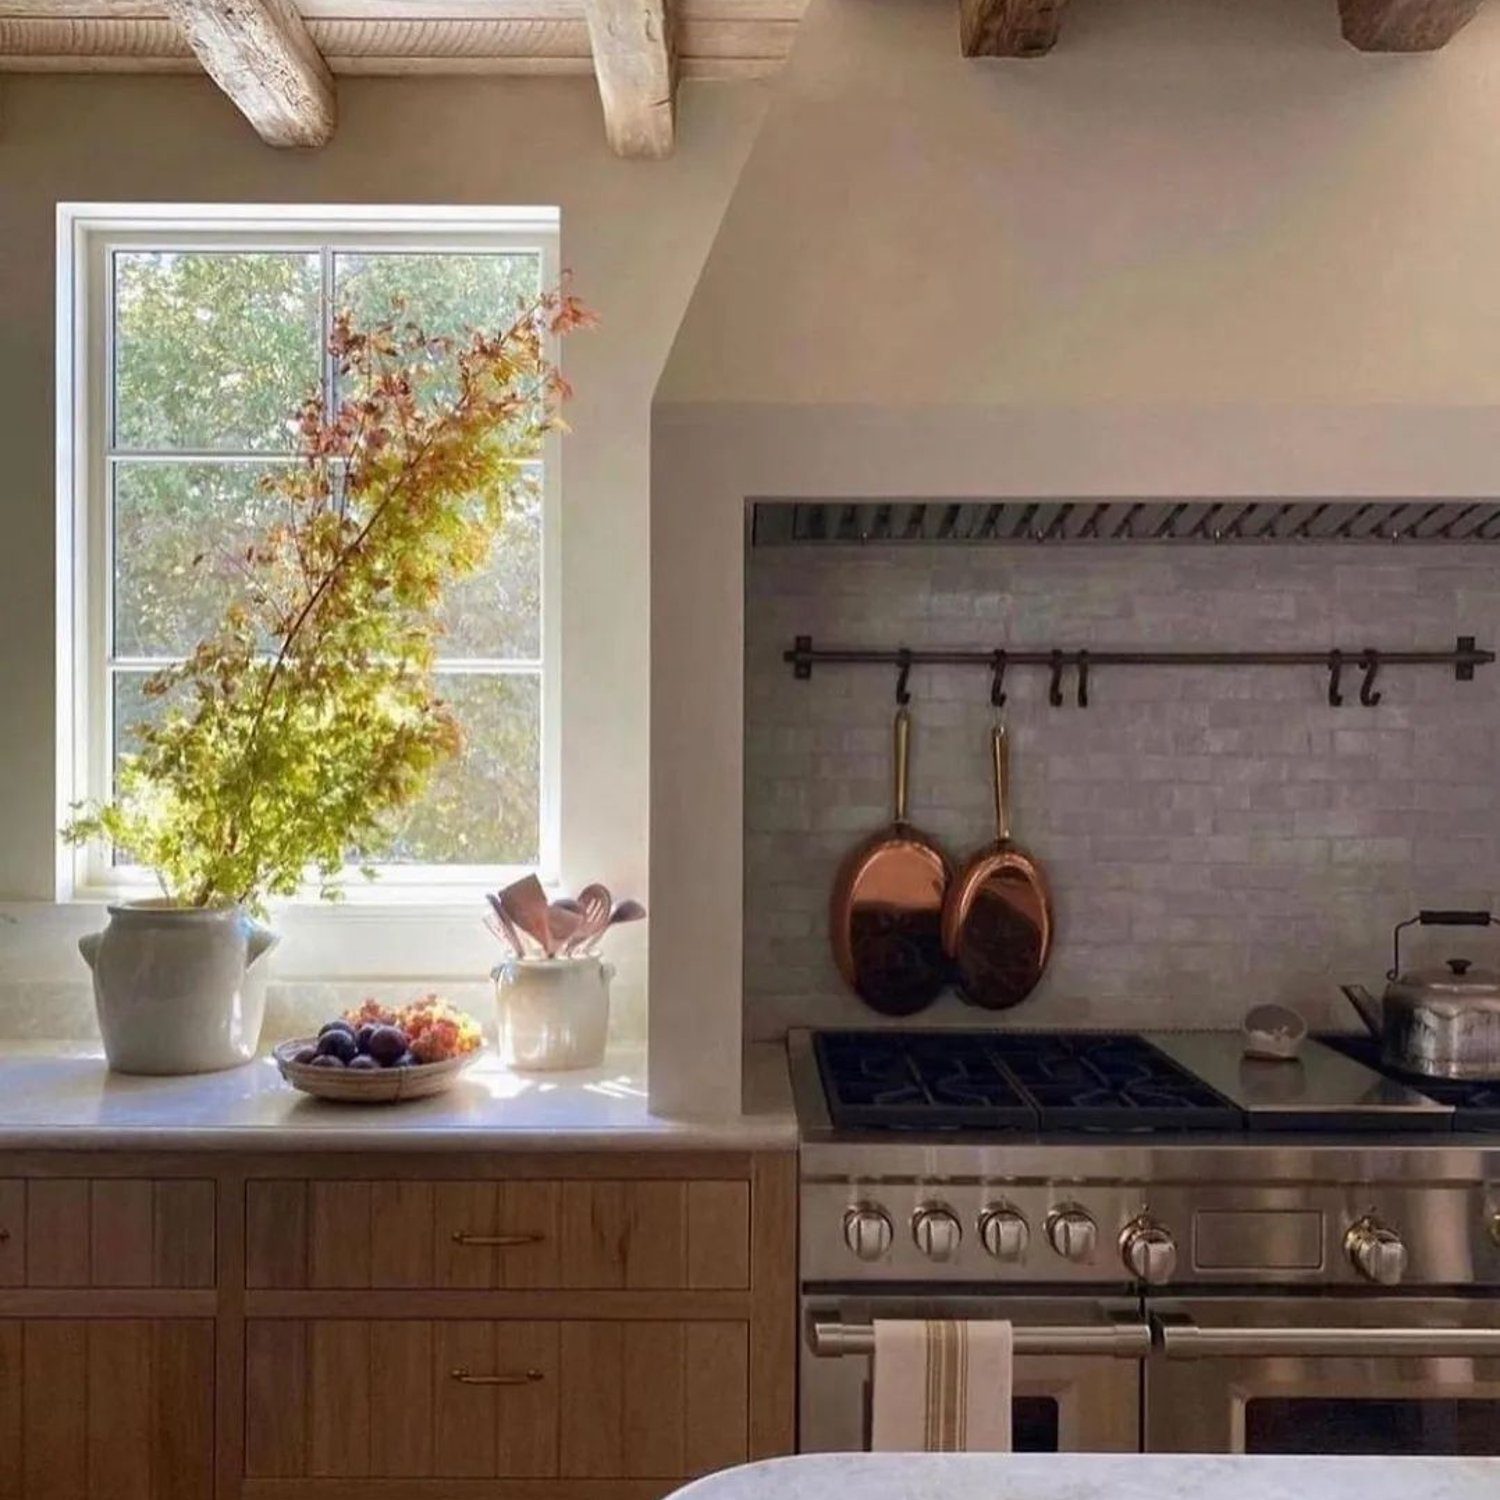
[1342,909,1500,1080]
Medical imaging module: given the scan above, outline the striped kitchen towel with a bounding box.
[870,1319,1014,1452]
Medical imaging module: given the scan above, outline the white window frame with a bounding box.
[56,203,563,908]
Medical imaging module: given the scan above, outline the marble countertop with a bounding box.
[0,1040,797,1152]
[670,1454,1500,1500]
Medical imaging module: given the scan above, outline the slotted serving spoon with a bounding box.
[566,884,613,955]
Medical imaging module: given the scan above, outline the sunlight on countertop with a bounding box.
[0,1040,796,1151]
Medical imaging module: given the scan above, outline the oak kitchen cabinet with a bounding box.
[0,1149,796,1500]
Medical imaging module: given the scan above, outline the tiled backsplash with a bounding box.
[744,543,1500,1041]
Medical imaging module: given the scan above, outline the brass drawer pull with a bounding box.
[449,1367,544,1386]
[450,1231,544,1248]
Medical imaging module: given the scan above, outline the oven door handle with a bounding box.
[809,1315,1151,1359]
[1157,1315,1500,1360]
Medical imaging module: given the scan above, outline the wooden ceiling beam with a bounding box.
[162,0,335,147]
[960,0,1068,57]
[582,0,676,158]
[1338,0,1485,50]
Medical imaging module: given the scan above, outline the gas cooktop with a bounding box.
[808,1027,1465,1136]
[813,1029,1242,1134]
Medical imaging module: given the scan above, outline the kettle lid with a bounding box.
[1391,956,1500,996]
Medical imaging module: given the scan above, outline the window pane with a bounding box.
[438,471,542,660]
[334,250,541,346]
[112,462,279,658]
[114,251,321,452]
[114,669,541,869]
[375,673,541,866]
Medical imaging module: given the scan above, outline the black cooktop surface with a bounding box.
[1317,1033,1500,1132]
[813,1029,1243,1134]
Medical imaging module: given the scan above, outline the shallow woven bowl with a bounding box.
[273,1037,481,1103]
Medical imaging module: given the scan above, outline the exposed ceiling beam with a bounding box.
[161,0,335,146]
[959,0,1068,57]
[1338,0,1484,49]
[582,0,675,158]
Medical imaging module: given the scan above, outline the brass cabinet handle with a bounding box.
[450,1231,545,1248]
[449,1367,544,1386]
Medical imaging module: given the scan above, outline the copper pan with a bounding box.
[829,705,953,1016]
[941,723,1053,1010]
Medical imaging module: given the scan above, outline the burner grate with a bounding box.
[813,1030,1243,1134]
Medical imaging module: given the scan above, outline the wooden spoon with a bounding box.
[500,875,555,958]
[485,892,528,959]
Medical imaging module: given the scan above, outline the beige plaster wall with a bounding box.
[0,72,766,1044]
[660,0,1500,406]
[649,0,1500,1115]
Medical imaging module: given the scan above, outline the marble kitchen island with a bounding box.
[672,1454,1500,1500]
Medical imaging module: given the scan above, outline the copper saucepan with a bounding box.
[941,722,1053,1009]
[829,704,953,1016]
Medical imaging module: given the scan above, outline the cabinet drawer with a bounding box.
[246,1179,750,1291]
[0,1318,215,1498]
[0,1178,215,1289]
[245,1318,748,1481]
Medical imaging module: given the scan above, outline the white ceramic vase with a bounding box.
[492,956,614,1072]
[78,899,278,1075]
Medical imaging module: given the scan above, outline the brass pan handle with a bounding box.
[449,1367,545,1386]
[893,705,911,823]
[991,722,1011,841]
[451,1230,546,1248]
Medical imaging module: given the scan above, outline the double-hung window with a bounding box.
[58,205,561,901]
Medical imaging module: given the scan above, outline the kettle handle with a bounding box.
[1393,911,1496,980]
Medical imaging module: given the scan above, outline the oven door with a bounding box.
[800,1293,1148,1454]
[1147,1296,1500,1455]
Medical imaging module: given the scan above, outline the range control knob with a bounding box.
[1346,1216,1407,1285]
[978,1207,1030,1264]
[1119,1216,1178,1285]
[912,1206,963,1262]
[843,1205,894,1263]
[1045,1205,1098,1264]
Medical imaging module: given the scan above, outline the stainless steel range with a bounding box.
[791,1027,1500,1457]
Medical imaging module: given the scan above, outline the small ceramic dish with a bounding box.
[1242,1004,1308,1062]
[273,1037,481,1103]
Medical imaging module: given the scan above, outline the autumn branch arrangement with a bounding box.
[64,289,594,912]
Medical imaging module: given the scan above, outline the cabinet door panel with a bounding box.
[492,1321,560,1477]
[25,1183,91,1288]
[86,1321,154,1498]
[4,1320,213,1500]
[244,1322,307,1478]
[433,1183,498,1288]
[0,1181,22,1287]
[684,1322,751,1474]
[309,1322,372,1477]
[247,1177,749,1290]
[89,1181,155,1288]
[246,1318,747,1482]
[5,1179,214,1290]
[0,1322,19,1500]
[369,1321,434,1476]
[432,1322,497,1478]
